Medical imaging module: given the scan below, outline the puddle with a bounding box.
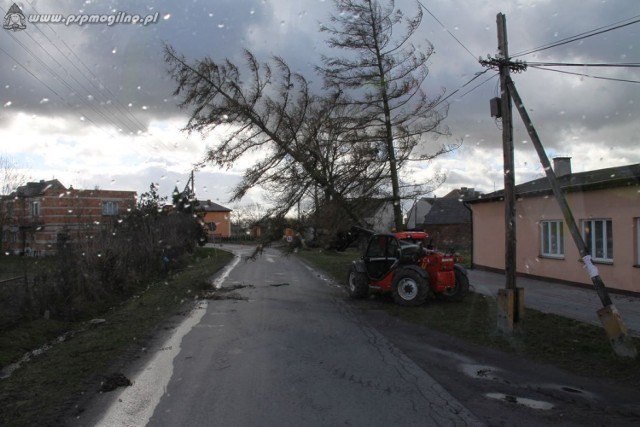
[485,393,554,410]
[535,383,598,400]
[269,283,290,287]
[461,364,502,381]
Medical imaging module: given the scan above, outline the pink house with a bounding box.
[467,159,640,294]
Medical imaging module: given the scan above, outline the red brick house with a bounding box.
[1,179,136,256]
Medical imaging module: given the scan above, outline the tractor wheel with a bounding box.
[439,268,470,302]
[346,264,369,299]
[391,268,429,306]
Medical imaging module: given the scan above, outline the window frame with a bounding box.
[635,217,640,267]
[31,201,40,217]
[102,200,118,216]
[582,218,613,263]
[540,219,564,258]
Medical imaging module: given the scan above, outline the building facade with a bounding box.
[467,160,640,294]
[1,180,136,256]
[194,200,232,239]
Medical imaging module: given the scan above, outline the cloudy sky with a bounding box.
[0,0,638,211]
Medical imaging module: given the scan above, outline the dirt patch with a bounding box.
[199,284,254,301]
[99,372,132,392]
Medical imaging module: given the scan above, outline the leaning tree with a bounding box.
[164,46,388,225]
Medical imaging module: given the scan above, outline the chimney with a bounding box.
[553,157,572,177]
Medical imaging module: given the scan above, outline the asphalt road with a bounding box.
[69,245,640,427]
[80,245,481,426]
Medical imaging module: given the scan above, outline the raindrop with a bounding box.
[40,98,49,104]
[3,101,12,107]
[218,23,225,28]
[128,103,133,107]
[80,116,85,121]
[163,13,171,20]
[137,86,141,90]
[521,140,528,144]
[141,105,148,110]
[250,9,255,14]
[68,209,73,214]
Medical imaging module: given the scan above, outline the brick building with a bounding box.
[1,179,136,256]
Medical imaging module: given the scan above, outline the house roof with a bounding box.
[467,163,640,203]
[423,198,471,225]
[195,200,232,212]
[10,179,65,197]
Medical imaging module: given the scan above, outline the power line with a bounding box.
[0,45,101,128]
[432,69,494,109]
[529,65,640,84]
[416,0,478,62]
[512,14,640,58]
[0,3,147,134]
[23,0,147,133]
[527,62,640,68]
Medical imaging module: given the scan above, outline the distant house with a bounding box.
[194,200,232,239]
[405,188,481,253]
[0,179,136,256]
[361,199,396,233]
[466,158,640,294]
[405,198,434,230]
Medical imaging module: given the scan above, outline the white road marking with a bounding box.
[95,301,209,427]
[95,252,242,426]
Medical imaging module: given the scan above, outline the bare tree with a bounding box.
[164,45,385,225]
[0,155,29,252]
[319,0,455,230]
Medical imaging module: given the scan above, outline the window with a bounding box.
[541,220,564,258]
[636,218,640,266]
[31,201,40,217]
[102,201,118,216]
[582,219,613,262]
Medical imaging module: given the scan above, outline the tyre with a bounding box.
[439,267,470,302]
[346,264,369,299]
[391,268,429,306]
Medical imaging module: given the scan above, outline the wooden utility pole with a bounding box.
[506,77,636,358]
[495,13,523,332]
[482,12,635,358]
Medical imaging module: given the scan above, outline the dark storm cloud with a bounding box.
[1,0,638,199]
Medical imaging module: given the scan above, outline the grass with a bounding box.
[296,247,640,389]
[0,247,234,427]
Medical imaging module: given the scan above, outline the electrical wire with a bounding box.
[527,62,640,68]
[0,3,147,134]
[416,0,478,62]
[512,14,640,58]
[432,69,493,109]
[23,0,147,133]
[529,65,640,84]
[0,45,100,128]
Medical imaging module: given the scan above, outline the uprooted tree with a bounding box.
[319,0,455,230]
[164,46,386,226]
